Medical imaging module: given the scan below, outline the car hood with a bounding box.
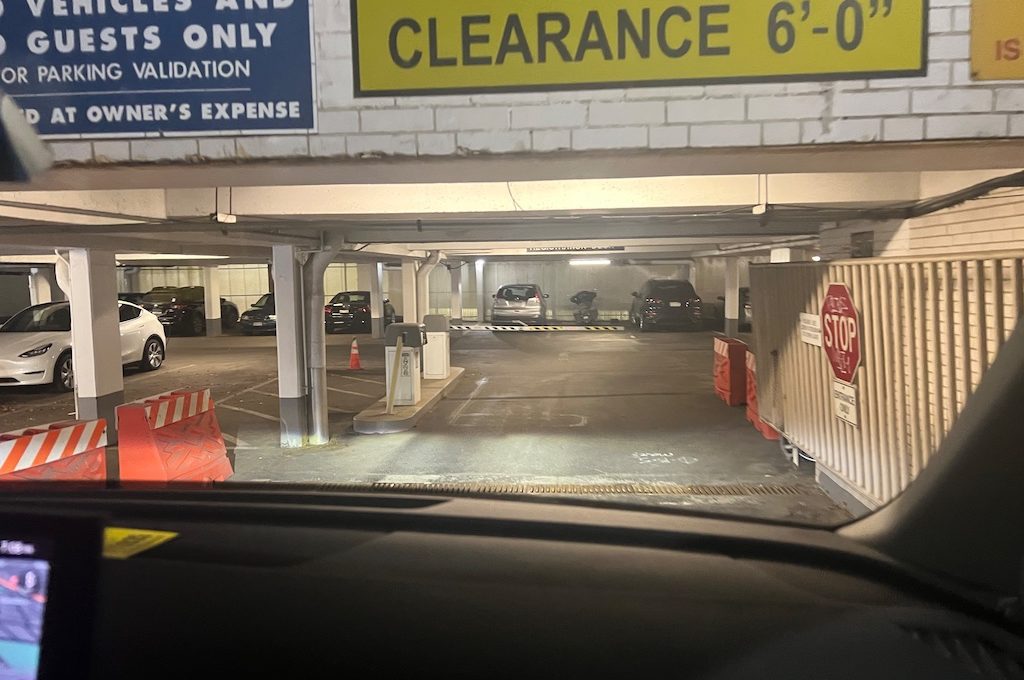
[0,331,68,358]
[241,309,274,319]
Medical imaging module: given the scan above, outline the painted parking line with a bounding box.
[336,375,385,386]
[451,325,623,332]
[327,386,380,398]
[218,403,280,423]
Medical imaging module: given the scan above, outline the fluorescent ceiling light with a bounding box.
[117,254,229,261]
[570,258,612,266]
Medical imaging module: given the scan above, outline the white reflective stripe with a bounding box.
[16,433,48,471]
[171,396,185,424]
[201,390,211,412]
[0,440,16,467]
[76,420,100,454]
[46,425,76,463]
[187,392,199,418]
[92,421,108,449]
[155,400,170,429]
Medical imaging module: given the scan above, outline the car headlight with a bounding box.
[19,343,52,358]
[267,315,276,321]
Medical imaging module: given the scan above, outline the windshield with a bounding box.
[330,293,369,305]
[1,0,1019,532]
[0,305,70,333]
[141,291,177,303]
[649,281,698,299]
[252,294,273,309]
[497,285,538,300]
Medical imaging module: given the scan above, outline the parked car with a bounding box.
[0,301,166,392]
[240,293,276,335]
[491,284,549,322]
[629,279,703,331]
[324,291,396,333]
[141,286,239,336]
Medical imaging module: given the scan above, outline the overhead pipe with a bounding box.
[302,239,340,446]
[415,250,442,323]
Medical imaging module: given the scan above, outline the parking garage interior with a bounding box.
[0,139,1022,522]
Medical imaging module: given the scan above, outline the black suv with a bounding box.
[629,279,703,332]
[141,286,240,336]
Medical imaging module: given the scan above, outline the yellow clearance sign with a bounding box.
[971,0,1024,80]
[351,0,927,96]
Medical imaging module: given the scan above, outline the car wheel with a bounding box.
[190,312,205,336]
[140,337,164,372]
[52,351,74,392]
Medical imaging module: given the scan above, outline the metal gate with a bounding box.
[750,254,1024,508]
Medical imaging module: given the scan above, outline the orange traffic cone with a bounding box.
[348,339,363,370]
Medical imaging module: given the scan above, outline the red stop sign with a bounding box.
[821,283,860,384]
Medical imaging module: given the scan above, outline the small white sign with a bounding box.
[800,313,823,347]
[832,380,859,427]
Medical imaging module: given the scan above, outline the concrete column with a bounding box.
[724,257,740,337]
[770,247,808,263]
[361,262,385,338]
[450,264,463,320]
[68,250,124,440]
[401,261,417,324]
[303,250,336,446]
[202,266,222,336]
[475,259,486,322]
[27,267,52,305]
[272,246,307,448]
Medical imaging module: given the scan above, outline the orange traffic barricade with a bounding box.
[116,389,233,483]
[0,419,107,482]
[745,351,780,441]
[713,337,747,407]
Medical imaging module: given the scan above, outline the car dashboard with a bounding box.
[0,487,1020,679]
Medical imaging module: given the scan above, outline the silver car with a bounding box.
[491,284,549,322]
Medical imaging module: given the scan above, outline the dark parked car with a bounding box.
[141,286,239,336]
[324,291,395,333]
[240,293,276,335]
[629,279,703,331]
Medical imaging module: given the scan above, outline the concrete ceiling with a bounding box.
[0,144,1019,263]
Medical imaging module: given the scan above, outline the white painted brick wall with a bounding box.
[531,130,571,151]
[511,104,586,129]
[436,107,509,131]
[588,101,665,126]
[43,0,1024,164]
[668,98,745,123]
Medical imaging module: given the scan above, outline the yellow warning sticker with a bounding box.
[102,527,178,560]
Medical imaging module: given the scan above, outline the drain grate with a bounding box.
[315,482,806,497]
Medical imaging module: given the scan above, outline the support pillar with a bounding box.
[724,257,740,338]
[273,245,307,448]
[450,263,463,321]
[202,266,222,336]
[401,261,417,324]
[28,267,53,305]
[360,262,385,338]
[68,250,124,441]
[475,259,486,322]
[303,249,336,446]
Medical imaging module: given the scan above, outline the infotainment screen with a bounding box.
[0,540,51,680]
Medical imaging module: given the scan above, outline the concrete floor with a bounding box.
[0,330,848,525]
